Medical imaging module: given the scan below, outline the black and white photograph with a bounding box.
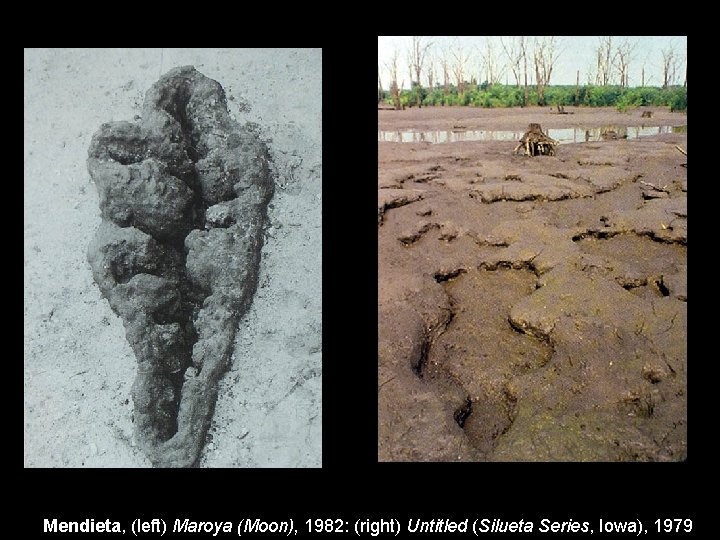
[24,48,321,468]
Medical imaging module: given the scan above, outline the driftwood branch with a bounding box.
[674,145,687,156]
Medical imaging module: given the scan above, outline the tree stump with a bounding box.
[513,123,558,156]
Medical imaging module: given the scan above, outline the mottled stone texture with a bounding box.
[87,66,273,467]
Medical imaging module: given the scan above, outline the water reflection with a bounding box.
[378,125,686,144]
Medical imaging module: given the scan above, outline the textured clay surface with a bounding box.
[379,106,686,462]
[87,66,273,467]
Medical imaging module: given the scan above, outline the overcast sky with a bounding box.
[378,36,687,89]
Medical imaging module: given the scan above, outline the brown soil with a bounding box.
[378,105,686,131]
[378,106,687,462]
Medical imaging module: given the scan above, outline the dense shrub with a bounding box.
[424,88,446,106]
[667,87,687,112]
[391,83,685,111]
[581,86,622,107]
[543,86,577,106]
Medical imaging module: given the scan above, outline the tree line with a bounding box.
[379,37,687,111]
[380,83,687,112]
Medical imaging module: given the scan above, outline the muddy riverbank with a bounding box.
[378,106,687,461]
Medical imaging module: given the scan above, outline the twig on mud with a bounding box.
[378,376,397,393]
[674,145,687,156]
[70,369,89,379]
[639,180,669,193]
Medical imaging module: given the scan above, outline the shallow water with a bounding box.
[378,125,686,144]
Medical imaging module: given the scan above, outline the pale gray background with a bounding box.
[24,48,322,467]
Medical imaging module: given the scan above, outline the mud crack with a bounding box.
[477,259,541,277]
[469,189,574,204]
[572,229,686,246]
[572,230,622,241]
[507,315,554,344]
[412,306,456,379]
[411,331,431,378]
[453,397,473,428]
[654,276,670,297]
[378,190,425,225]
[399,221,439,246]
[433,268,467,283]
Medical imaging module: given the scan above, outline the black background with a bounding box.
[21,31,699,536]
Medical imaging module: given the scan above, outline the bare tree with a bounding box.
[480,38,504,87]
[596,36,613,86]
[670,55,678,87]
[683,49,688,88]
[520,36,529,106]
[593,47,602,85]
[637,49,650,87]
[426,53,436,92]
[440,47,451,99]
[613,38,636,87]
[542,36,561,85]
[408,36,432,108]
[501,36,523,88]
[533,36,561,106]
[575,69,580,105]
[378,67,383,104]
[468,52,482,93]
[406,52,414,105]
[451,45,471,102]
[661,44,677,88]
[534,43,544,105]
[586,65,596,86]
[387,50,401,110]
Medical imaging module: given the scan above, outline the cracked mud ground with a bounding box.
[378,108,687,461]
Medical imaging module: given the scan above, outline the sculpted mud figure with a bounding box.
[87,66,274,467]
